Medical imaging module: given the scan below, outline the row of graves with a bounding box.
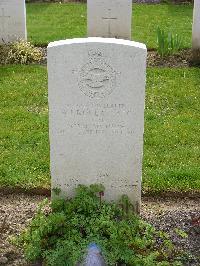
[0,0,199,211]
[1,0,200,49]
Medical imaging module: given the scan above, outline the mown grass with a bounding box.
[144,68,200,192]
[0,66,49,188]
[27,3,193,48]
[0,66,199,192]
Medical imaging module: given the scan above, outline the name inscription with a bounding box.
[57,103,135,136]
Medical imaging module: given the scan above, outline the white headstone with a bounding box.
[48,38,147,211]
[192,0,200,49]
[0,0,27,44]
[87,0,132,40]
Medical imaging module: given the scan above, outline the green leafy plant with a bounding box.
[52,187,61,196]
[156,27,183,57]
[15,184,183,265]
[0,40,43,65]
[174,228,188,239]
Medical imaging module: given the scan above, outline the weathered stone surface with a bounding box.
[48,38,147,210]
[0,0,27,44]
[87,0,132,40]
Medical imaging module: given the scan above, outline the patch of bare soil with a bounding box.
[0,193,45,266]
[141,197,200,266]
[147,49,196,68]
[0,193,199,265]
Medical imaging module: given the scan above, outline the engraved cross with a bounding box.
[102,9,117,37]
[0,8,10,36]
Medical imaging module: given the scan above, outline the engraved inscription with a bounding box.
[102,8,117,37]
[59,103,135,136]
[56,176,138,190]
[78,51,117,99]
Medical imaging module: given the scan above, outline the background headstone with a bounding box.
[192,0,200,63]
[87,0,132,40]
[192,0,200,49]
[48,38,147,211]
[0,0,27,44]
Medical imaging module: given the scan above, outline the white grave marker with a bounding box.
[48,38,147,211]
[192,0,200,50]
[87,0,132,40]
[0,0,27,44]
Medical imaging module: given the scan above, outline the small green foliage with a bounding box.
[17,185,183,266]
[118,194,135,216]
[156,231,175,261]
[156,27,183,57]
[0,40,42,65]
[174,228,188,239]
[160,0,171,3]
[52,187,61,196]
[89,183,105,194]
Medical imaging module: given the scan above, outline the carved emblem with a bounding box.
[78,50,117,99]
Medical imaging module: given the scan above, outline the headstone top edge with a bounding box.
[47,37,147,51]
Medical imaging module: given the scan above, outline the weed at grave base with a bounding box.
[15,184,184,266]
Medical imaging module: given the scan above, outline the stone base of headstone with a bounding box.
[192,49,200,65]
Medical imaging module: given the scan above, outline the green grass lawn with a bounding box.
[27,3,193,49]
[0,65,199,193]
[0,66,49,189]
